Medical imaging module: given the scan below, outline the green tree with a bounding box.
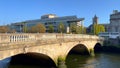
[70,23,77,33]
[83,27,86,34]
[58,22,65,33]
[48,24,54,33]
[76,26,82,34]
[30,23,46,33]
[22,22,28,33]
[23,26,28,33]
[99,25,105,32]
[69,23,86,34]
[0,26,9,33]
[76,26,86,34]
[30,26,36,33]
[93,24,105,35]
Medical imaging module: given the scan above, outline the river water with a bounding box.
[6,53,120,68]
[66,53,120,68]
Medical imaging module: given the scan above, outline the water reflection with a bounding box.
[66,53,120,68]
[58,61,67,68]
[0,57,11,68]
[1,53,120,68]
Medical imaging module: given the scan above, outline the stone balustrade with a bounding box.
[0,33,104,66]
[0,33,102,44]
[0,33,103,50]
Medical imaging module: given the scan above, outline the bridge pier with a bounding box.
[57,56,67,68]
[58,61,67,68]
[89,48,95,56]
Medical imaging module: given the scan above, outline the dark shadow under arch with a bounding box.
[9,52,56,68]
[94,43,102,53]
[66,44,90,68]
[68,44,90,55]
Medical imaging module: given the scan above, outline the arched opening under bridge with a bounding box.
[65,44,90,68]
[67,44,90,55]
[9,52,56,68]
[94,43,102,53]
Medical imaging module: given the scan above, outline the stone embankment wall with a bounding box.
[103,38,120,53]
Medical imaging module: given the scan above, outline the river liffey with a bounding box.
[7,53,120,68]
[66,53,120,68]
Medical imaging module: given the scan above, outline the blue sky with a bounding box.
[0,0,120,27]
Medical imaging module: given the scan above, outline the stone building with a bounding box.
[93,15,98,24]
[109,10,120,33]
[97,10,120,39]
[87,15,110,34]
[87,15,99,33]
[10,14,84,33]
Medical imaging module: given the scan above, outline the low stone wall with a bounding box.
[102,46,120,53]
[0,33,103,50]
[0,33,104,66]
[102,38,120,53]
[104,38,120,48]
[0,33,102,44]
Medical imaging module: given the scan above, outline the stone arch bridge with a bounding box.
[0,33,104,66]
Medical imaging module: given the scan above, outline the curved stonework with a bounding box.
[64,41,98,57]
[0,33,104,66]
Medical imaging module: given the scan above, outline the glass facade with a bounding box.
[10,14,84,33]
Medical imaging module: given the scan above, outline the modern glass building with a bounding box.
[10,14,84,33]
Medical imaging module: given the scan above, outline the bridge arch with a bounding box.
[26,47,58,66]
[0,47,58,66]
[65,43,90,59]
[94,43,102,53]
[10,52,56,67]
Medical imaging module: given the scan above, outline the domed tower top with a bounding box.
[93,15,98,24]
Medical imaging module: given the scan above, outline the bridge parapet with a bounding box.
[0,33,104,66]
[0,33,103,50]
[0,33,102,43]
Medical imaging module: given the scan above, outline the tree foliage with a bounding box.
[76,26,86,34]
[70,23,77,33]
[10,29,16,33]
[30,26,36,33]
[22,22,28,33]
[48,24,54,33]
[70,23,86,34]
[23,26,28,33]
[58,22,65,33]
[0,26,9,33]
[30,23,46,33]
[92,24,105,35]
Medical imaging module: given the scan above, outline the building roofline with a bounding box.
[42,14,57,16]
[24,15,84,22]
[110,12,120,16]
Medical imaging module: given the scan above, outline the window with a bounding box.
[45,23,47,25]
[115,27,118,32]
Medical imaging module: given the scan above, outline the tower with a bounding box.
[93,15,98,24]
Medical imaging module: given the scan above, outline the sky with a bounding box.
[0,0,120,27]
